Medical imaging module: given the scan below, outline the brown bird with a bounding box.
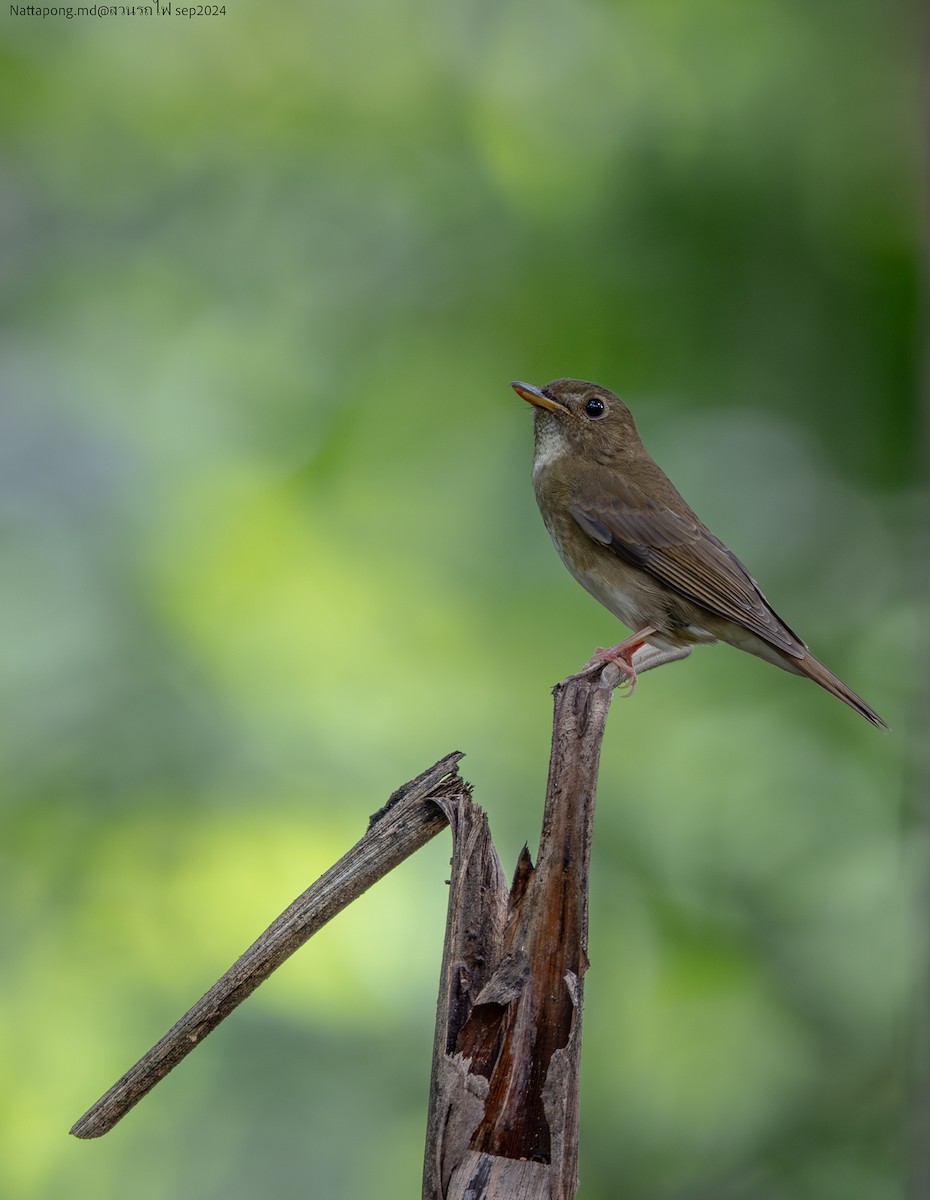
[512,378,887,728]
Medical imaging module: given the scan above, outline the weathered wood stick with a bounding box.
[71,751,466,1140]
[423,662,634,1200]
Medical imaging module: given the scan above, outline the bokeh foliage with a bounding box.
[0,1,924,1197]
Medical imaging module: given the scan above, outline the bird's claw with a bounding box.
[584,646,639,695]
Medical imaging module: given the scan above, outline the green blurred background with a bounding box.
[1,1,925,1197]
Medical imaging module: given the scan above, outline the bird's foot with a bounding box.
[583,626,658,696]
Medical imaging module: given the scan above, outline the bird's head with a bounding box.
[511,378,642,469]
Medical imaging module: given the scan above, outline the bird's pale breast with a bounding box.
[538,496,719,652]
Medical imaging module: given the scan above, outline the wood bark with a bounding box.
[72,654,662,1198]
[423,665,622,1200]
[71,752,466,1139]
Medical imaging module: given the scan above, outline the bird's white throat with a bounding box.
[532,420,569,481]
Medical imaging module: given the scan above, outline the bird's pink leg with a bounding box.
[584,626,658,694]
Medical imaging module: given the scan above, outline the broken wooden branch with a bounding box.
[72,645,687,1198]
[422,663,626,1200]
[70,751,466,1140]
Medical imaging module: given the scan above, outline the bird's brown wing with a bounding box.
[570,479,805,659]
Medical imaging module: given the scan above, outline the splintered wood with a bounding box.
[71,662,629,1200]
[424,670,617,1200]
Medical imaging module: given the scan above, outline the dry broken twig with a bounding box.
[422,663,631,1199]
[72,646,687,1199]
[71,751,467,1139]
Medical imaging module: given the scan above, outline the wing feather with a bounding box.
[571,482,805,658]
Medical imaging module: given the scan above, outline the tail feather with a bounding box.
[794,652,889,730]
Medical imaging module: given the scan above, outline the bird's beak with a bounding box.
[511,381,568,415]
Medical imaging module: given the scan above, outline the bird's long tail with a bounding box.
[793,651,888,729]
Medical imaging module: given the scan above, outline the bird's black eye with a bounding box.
[584,396,606,418]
